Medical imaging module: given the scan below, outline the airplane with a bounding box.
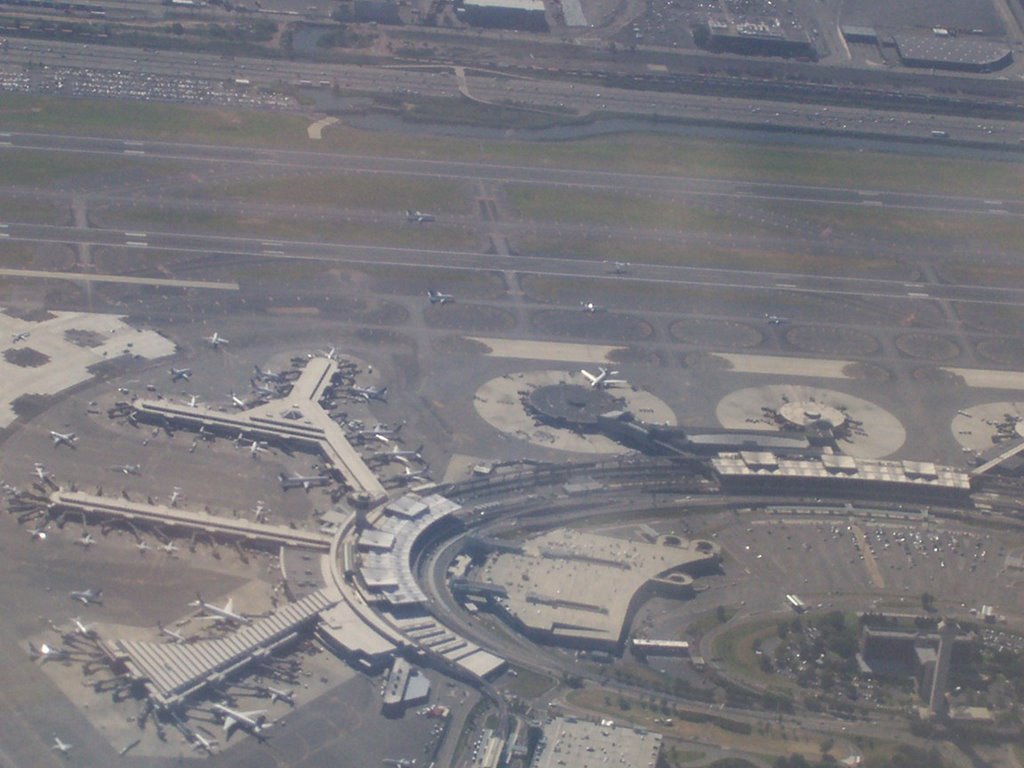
[606,260,631,274]
[349,384,388,403]
[70,617,95,637]
[52,736,72,756]
[405,209,435,223]
[136,540,152,554]
[158,621,187,644]
[253,365,283,384]
[190,731,218,754]
[382,759,416,767]
[253,501,268,523]
[250,381,277,399]
[248,440,268,457]
[211,703,270,737]
[355,422,405,444]
[74,532,96,548]
[169,367,192,382]
[69,588,103,605]
[580,301,605,312]
[377,444,424,466]
[189,593,251,625]
[580,367,626,389]
[229,392,247,409]
[28,641,68,663]
[764,314,790,325]
[11,331,30,343]
[49,431,77,448]
[262,686,295,706]
[33,462,52,482]
[109,464,141,476]
[185,394,201,408]
[278,472,330,491]
[159,541,180,554]
[29,520,49,540]
[205,332,229,348]
[427,290,453,305]
[169,487,182,507]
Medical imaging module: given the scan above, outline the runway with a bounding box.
[2,131,1022,218]
[4,220,1024,308]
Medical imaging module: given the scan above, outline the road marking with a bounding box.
[125,241,149,248]
[124,140,144,146]
[124,232,148,239]
[907,292,930,298]
[0,268,238,290]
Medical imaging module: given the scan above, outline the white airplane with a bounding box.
[190,731,218,754]
[185,394,201,408]
[253,501,268,523]
[52,736,72,756]
[159,541,180,555]
[189,593,251,625]
[607,260,631,274]
[158,621,187,644]
[427,290,453,305]
[278,472,330,491]
[764,314,790,325]
[11,331,30,343]
[169,487,182,507]
[211,703,270,737]
[49,431,77,448]
[33,462,51,481]
[74,532,96,548]
[251,381,276,399]
[229,392,247,409]
[205,332,229,348]
[169,367,192,381]
[109,464,141,475]
[29,642,68,663]
[248,440,268,457]
[405,209,435,223]
[69,588,103,605]
[580,367,627,389]
[580,301,605,312]
[253,365,283,384]
[263,686,295,706]
[349,384,388,402]
[382,759,416,767]
[29,521,49,540]
[70,617,95,637]
[135,540,152,554]
[377,444,424,466]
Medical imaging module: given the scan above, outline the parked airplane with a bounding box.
[186,394,201,408]
[135,540,152,554]
[52,736,72,756]
[74,532,96,548]
[250,381,277,399]
[190,731,218,754]
[580,367,626,389]
[349,384,388,402]
[28,642,68,663]
[278,472,330,491]
[189,593,250,625]
[253,365,283,384]
[169,487,182,507]
[262,686,295,706]
[69,588,103,605]
[29,520,49,540]
[229,392,247,409]
[247,440,267,457]
[169,367,192,382]
[158,621,187,644]
[405,209,435,223]
[211,703,270,737]
[580,301,605,312]
[382,759,416,767]
[109,464,141,476]
[253,501,268,523]
[764,314,790,325]
[49,431,77,448]
[70,617,95,637]
[205,332,229,348]
[11,331,30,343]
[33,462,52,482]
[427,290,453,305]
[377,444,424,466]
[159,541,180,554]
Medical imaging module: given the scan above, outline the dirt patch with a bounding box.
[423,303,516,332]
[786,326,879,356]
[976,338,1024,367]
[350,328,413,348]
[682,351,732,371]
[894,333,960,361]
[530,309,652,342]
[669,318,762,349]
[842,362,892,382]
[912,366,965,386]
[431,336,492,355]
[1,307,56,322]
[607,346,668,366]
[4,347,49,367]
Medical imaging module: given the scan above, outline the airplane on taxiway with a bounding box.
[109,463,141,475]
[405,209,435,223]
[580,301,605,312]
[580,367,626,389]
[169,367,192,381]
[205,332,229,348]
[49,431,77,448]
[74,532,96,548]
[764,314,791,325]
[427,290,453,305]
[69,588,103,605]
[11,331,30,343]
[52,736,72,756]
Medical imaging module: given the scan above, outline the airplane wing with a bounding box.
[580,370,597,384]
[223,598,234,615]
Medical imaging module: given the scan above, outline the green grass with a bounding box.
[198,173,470,214]
[4,94,1024,198]
[505,185,782,237]
[712,618,787,691]
[0,242,39,267]
[97,205,477,249]
[0,149,151,185]
[504,666,556,699]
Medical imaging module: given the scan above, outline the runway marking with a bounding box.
[989,209,1008,215]
[0,268,238,290]
[467,337,623,363]
[125,241,148,248]
[124,231,148,239]
[775,283,797,289]
[123,149,146,155]
[942,367,1024,390]
[713,353,854,379]
[906,291,930,298]
[861,200,883,207]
